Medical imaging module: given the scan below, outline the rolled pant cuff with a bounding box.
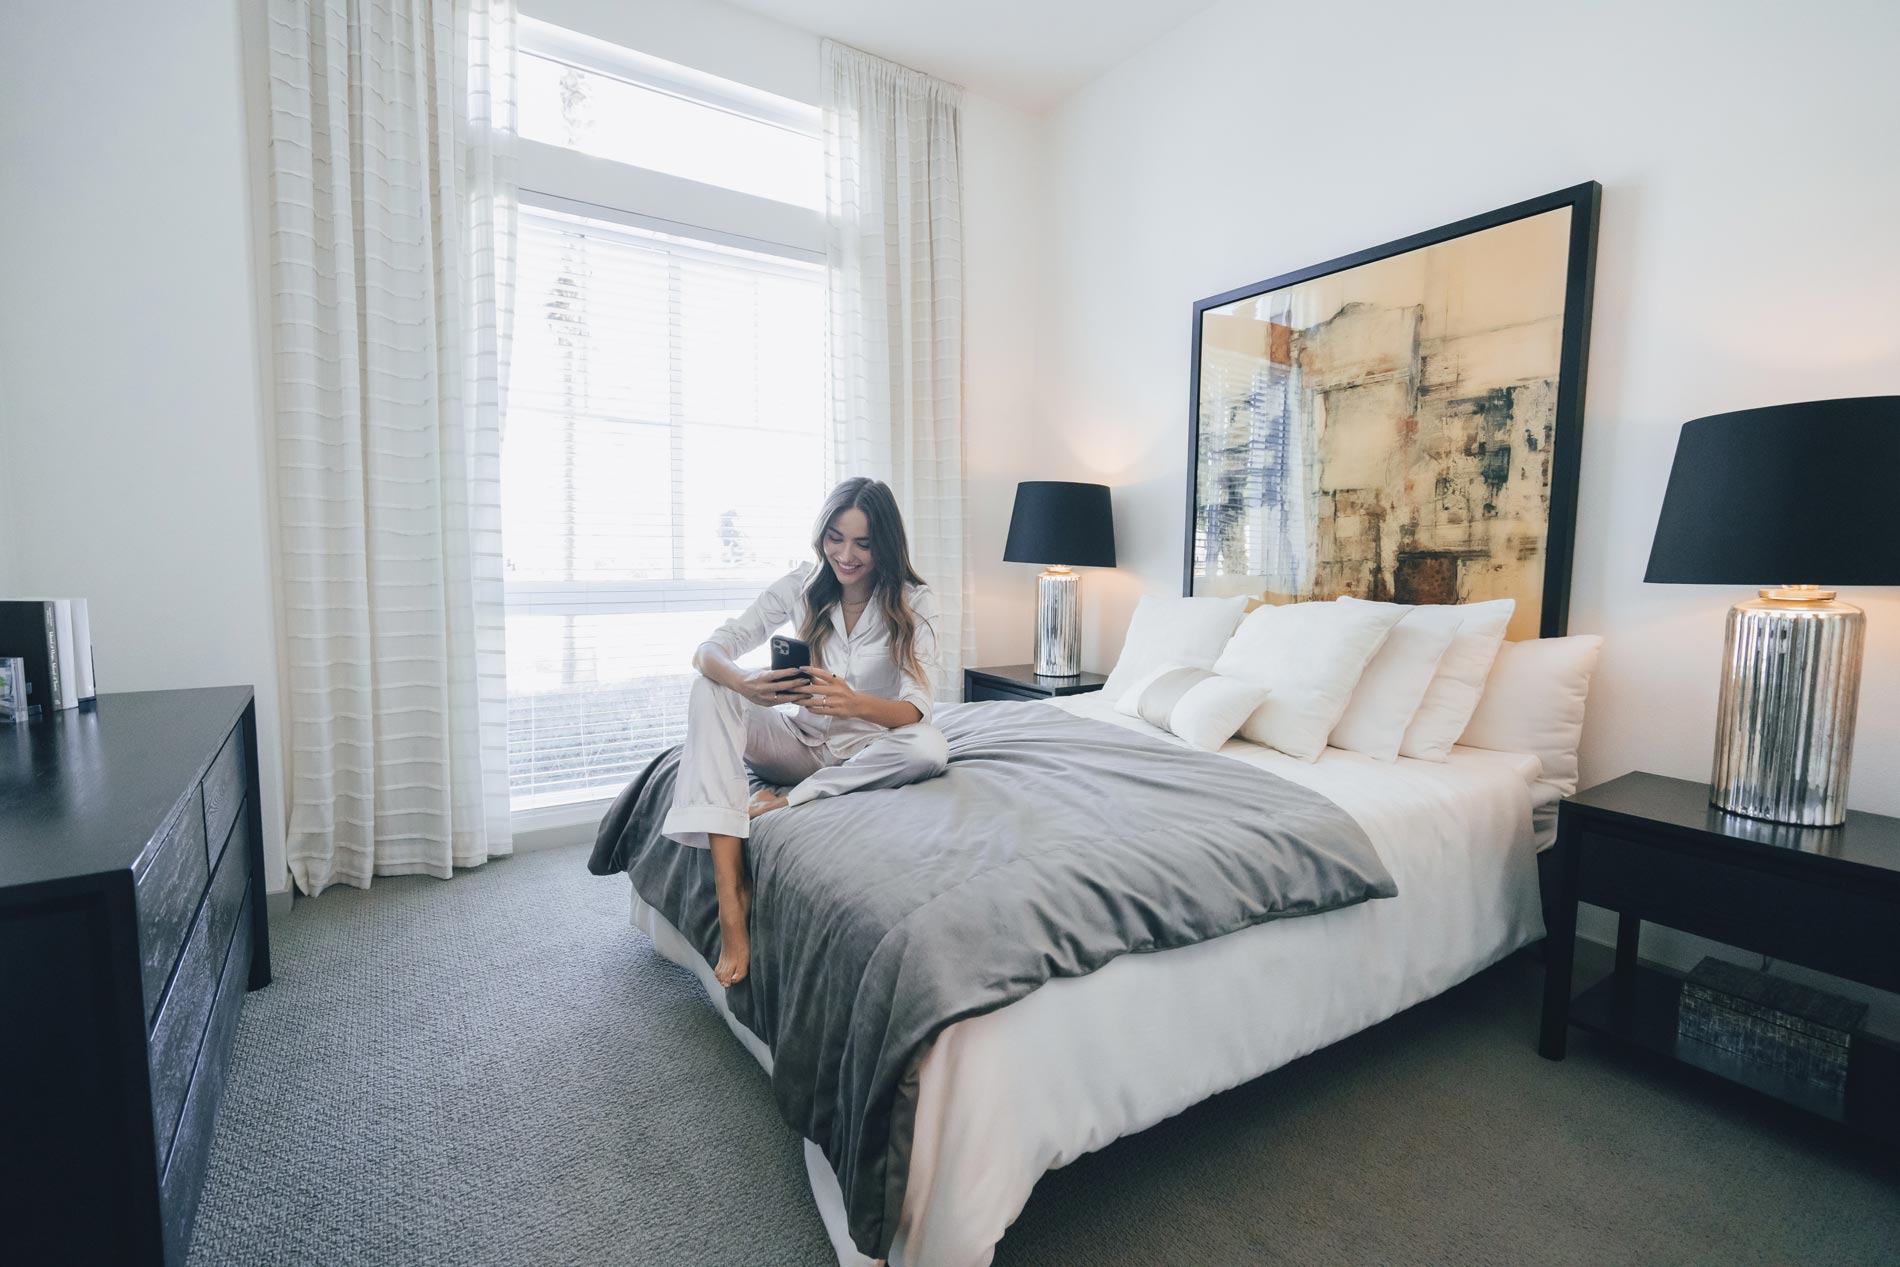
[660,805,751,846]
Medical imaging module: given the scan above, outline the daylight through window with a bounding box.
[502,207,826,808]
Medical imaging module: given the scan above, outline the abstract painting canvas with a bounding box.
[1185,185,1599,640]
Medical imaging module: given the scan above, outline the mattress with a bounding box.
[631,692,1547,1267]
[1052,693,1558,850]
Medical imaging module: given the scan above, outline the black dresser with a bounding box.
[0,687,273,1264]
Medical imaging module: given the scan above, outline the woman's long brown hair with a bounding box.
[799,478,929,690]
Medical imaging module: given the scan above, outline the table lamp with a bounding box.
[1003,481,1116,677]
[1645,396,1900,826]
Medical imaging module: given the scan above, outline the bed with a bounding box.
[611,691,1553,1267]
[597,188,1601,1267]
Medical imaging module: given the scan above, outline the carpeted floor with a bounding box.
[188,845,1899,1267]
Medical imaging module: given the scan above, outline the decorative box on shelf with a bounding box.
[1678,957,1866,1098]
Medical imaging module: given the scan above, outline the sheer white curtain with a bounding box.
[267,0,517,894]
[822,41,973,700]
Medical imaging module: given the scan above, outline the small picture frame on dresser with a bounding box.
[0,657,26,722]
[963,663,1109,703]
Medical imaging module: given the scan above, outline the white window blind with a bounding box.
[503,205,826,809]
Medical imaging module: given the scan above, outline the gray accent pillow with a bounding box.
[1115,662,1273,752]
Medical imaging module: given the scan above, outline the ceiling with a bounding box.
[722,0,1222,113]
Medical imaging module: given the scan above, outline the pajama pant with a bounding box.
[660,674,950,849]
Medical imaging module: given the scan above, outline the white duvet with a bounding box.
[629,693,1547,1267]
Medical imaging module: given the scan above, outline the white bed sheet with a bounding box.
[628,694,1547,1267]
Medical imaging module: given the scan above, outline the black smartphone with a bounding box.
[770,635,813,685]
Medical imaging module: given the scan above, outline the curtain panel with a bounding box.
[266,0,517,894]
[822,41,973,700]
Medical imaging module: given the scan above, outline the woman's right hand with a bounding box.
[736,666,811,708]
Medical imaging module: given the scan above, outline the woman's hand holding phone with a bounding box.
[738,667,812,708]
[798,666,866,718]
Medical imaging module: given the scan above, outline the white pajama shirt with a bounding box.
[660,564,949,848]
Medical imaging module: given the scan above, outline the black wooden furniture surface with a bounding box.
[0,687,273,1265]
[963,663,1109,703]
[1541,770,1900,1144]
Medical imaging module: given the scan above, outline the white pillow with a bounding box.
[1459,635,1604,800]
[1213,600,1406,761]
[1328,601,1460,761]
[1101,594,1250,703]
[1113,663,1272,752]
[1396,598,1516,762]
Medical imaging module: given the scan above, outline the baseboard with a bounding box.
[255,819,594,917]
[512,818,596,853]
[510,798,607,853]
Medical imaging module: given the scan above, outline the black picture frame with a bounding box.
[1182,182,1601,638]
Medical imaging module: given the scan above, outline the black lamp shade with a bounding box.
[1645,396,1900,586]
[1003,481,1116,568]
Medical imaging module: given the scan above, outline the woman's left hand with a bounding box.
[798,666,865,719]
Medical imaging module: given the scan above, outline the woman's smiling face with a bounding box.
[824,507,873,587]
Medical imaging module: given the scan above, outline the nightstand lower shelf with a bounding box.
[1568,962,1900,1145]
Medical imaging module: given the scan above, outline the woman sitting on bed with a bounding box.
[662,476,949,987]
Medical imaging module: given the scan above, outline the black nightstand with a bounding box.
[963,663,1108,703]
[1541,770,1900,1144]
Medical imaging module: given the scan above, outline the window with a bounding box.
[517,20,823,210]
[503,208,826,809]
[503,25,829,813]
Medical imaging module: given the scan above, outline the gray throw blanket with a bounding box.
[589,701,1395,1258]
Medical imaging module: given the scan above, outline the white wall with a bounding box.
[0,4,288,889]
[522,0,1049,667]
[960,95,1049,665]
[1036,0,1900,808]
[0,367,16,597]
[1034,0,1900,1018]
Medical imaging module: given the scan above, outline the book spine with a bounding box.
[70,598,95,702]
[52,599,77,710]
[42,601,62,711]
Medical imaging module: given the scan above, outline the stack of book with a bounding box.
[0,599,97,721]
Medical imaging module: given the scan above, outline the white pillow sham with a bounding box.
[1394,598,1516,762]
[1213,600,1406,761]
[1459,634,1604,800]
[1113,663,1272,752]
[1101,594,1250,703]
[1328,601,1459,761]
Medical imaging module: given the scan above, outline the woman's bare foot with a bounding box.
[747,787,790,819]
[709,834,751,987]
[713,885,751,986]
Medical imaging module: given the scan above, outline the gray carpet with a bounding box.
[188,844,1899,1267]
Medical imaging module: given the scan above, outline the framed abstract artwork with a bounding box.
[1184,183,1600,640]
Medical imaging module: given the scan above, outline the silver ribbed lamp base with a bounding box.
[1033,567,1081,677]
[1710,590,1864,827]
